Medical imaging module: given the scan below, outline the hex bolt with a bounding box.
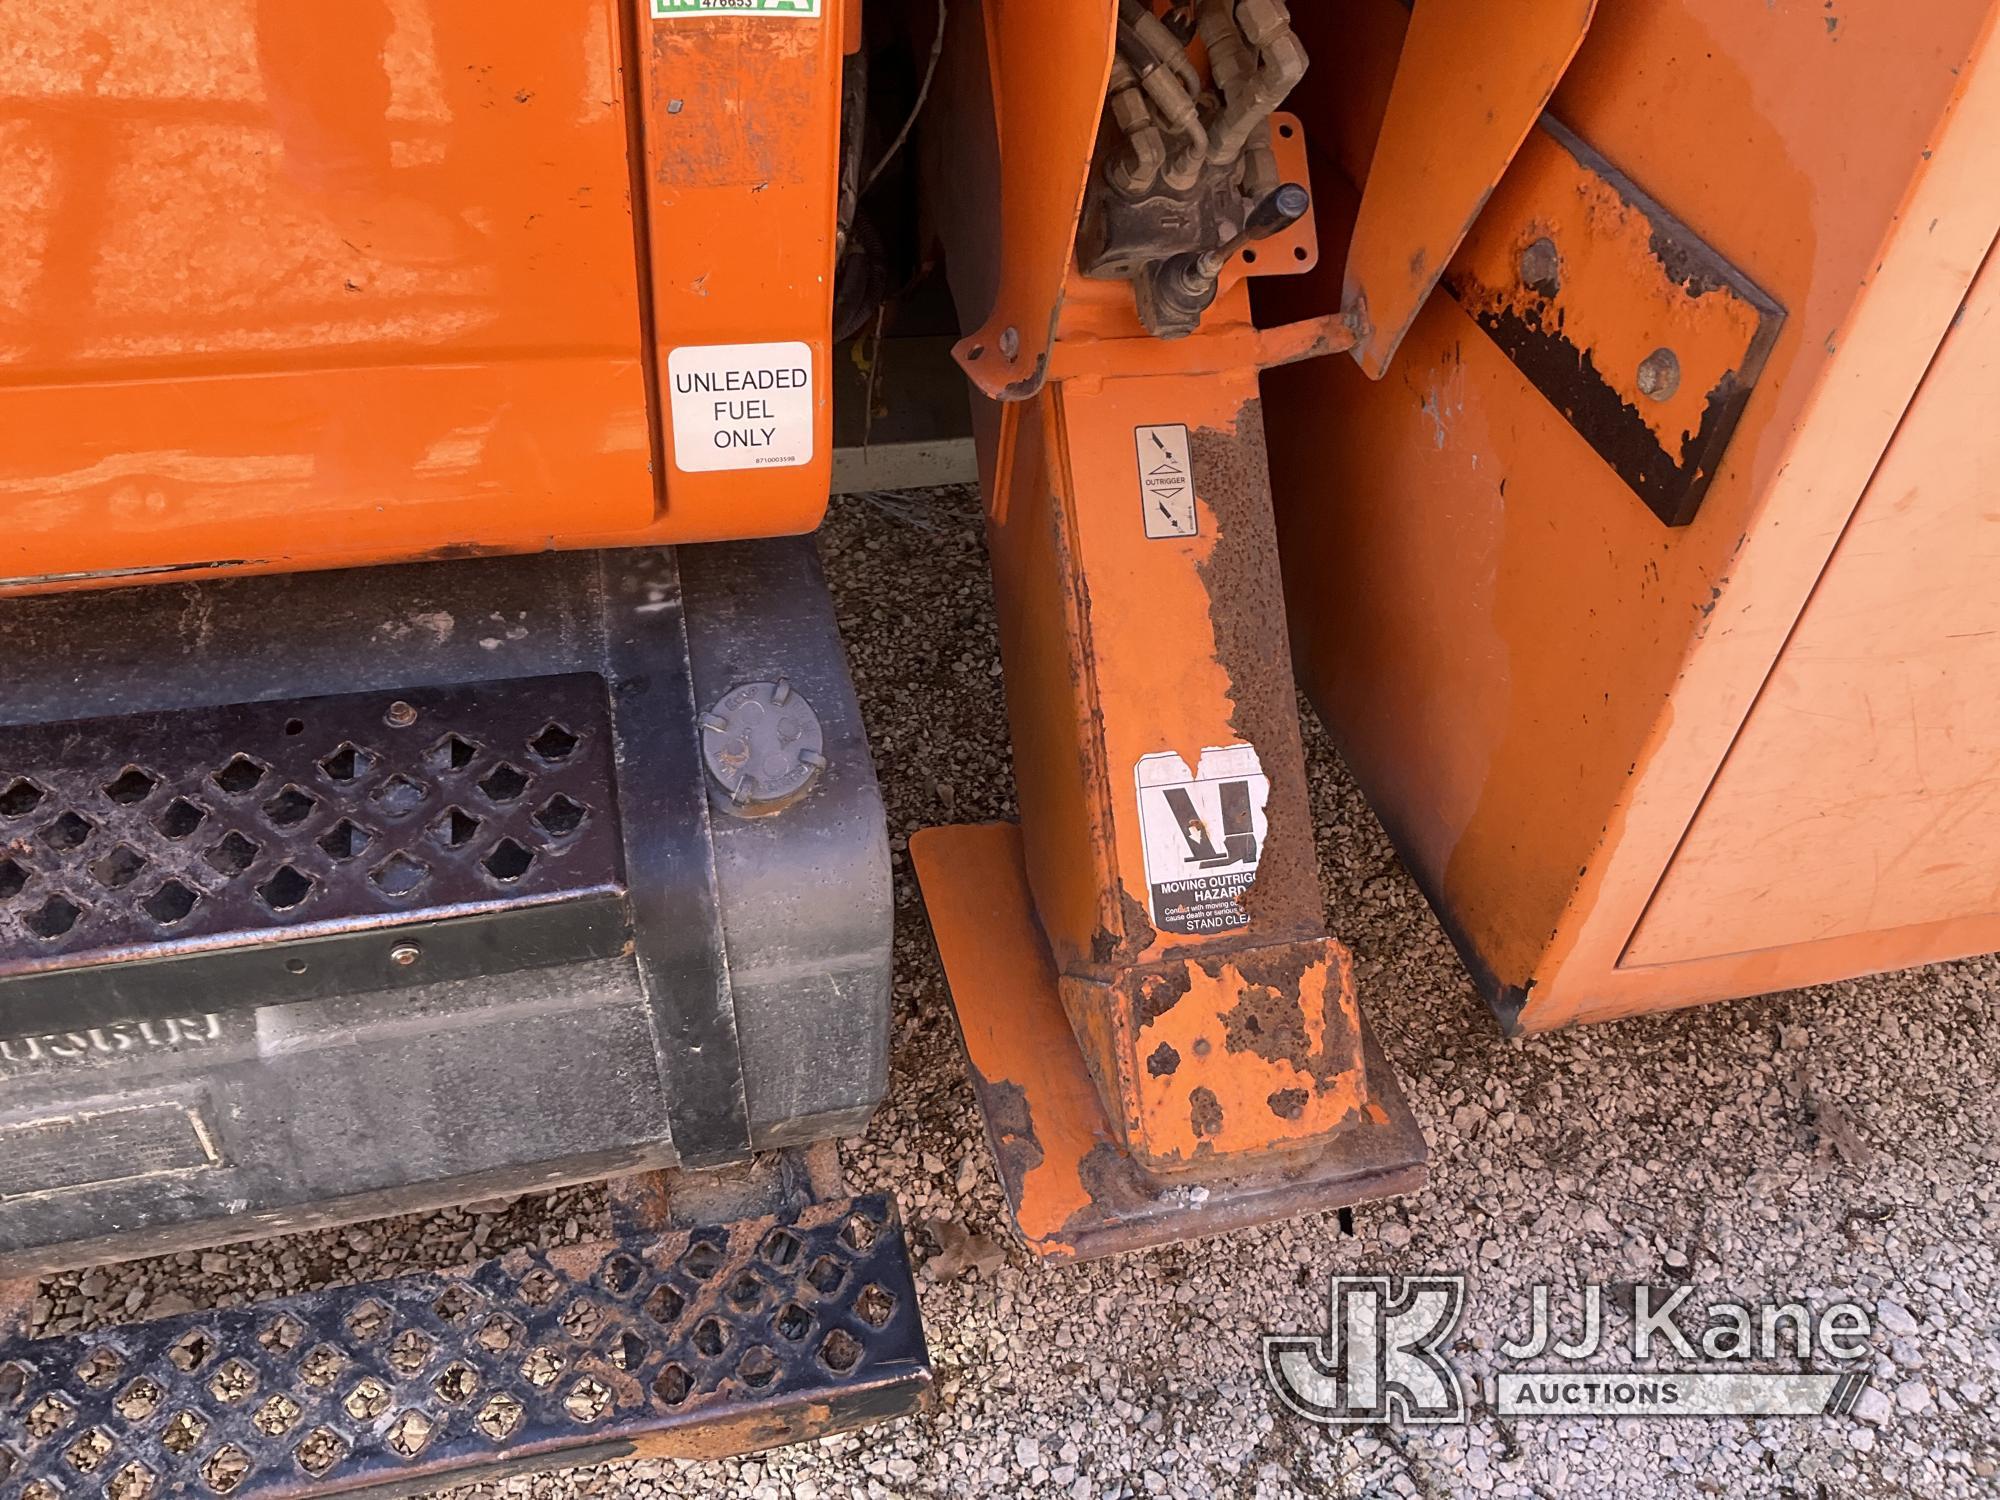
[390,942,422,967]
[384,701,419,729]
[1518,236,1561,296]
[700,680,828,816]
[1636,347,1682,401]
[998,325,1021,361]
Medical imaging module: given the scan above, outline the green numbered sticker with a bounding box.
[651,0,823,15]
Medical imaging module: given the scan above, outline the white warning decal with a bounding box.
[1136,423,1197,538]
[652,1,822,18]
[1135,744,1269,936]
[668,341,814,472]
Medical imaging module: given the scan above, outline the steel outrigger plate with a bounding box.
[914,824,1427,1261]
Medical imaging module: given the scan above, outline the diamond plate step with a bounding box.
[0,674,629,1038]
[0,1197,929,1497]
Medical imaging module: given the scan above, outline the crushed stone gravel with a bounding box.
[24,486,2000,1498]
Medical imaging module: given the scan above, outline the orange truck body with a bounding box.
[0,0,848,595]
[1,17,1997,1489]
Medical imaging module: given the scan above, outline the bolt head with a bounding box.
[389,942,422,967]
[1272,183,1311,221]
[1518,236,1561,296]
[1636,347,1682,401]
[384,701,419,729]
[998,325,1021,361]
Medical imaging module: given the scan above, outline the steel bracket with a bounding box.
[1341,0,1598,378]
[914,824,1426,1260]
[1441,118,1786,526]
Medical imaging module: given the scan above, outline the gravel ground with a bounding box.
[26,485,2000,1498]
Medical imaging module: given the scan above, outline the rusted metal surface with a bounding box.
[0,1283,30,1343]
[608,1146,844,1240]
[0,1197,928,1497]
[1341,0,1597,378]
[912,824,1427,1261]
[0,677,626,1039]
[916,307,1427,1251]
[980,374,1379,1174]
[1072,943,1369,1165]
[1440,119,1785,526]
[919,15,1423,1256]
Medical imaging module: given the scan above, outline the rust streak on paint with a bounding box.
[1189,401,1320,938]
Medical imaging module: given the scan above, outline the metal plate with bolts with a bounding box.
[1339,0,1598,379]
[1441,117,1786,527]
[0,1196,930,1496]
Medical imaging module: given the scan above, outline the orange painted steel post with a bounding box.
[916,243,1427,1258]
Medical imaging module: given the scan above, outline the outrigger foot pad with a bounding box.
[914,823,1428,1262]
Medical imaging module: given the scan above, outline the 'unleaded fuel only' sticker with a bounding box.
[668,342,815,472]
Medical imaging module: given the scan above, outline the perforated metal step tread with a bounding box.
[0,1197,929,1498]
[0,674,630,1037]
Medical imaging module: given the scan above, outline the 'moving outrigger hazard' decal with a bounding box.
[1135,745,1270,936]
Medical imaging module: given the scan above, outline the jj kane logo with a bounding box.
[1265,1277,1468,1424]
[1266,1276,1876,1423]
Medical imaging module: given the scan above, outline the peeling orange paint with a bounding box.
[1446,127,1768,456]
[1126,946,1367,1163]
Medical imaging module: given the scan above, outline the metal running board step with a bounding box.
[0,674,628,1039]
[0,1196,930,1497]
